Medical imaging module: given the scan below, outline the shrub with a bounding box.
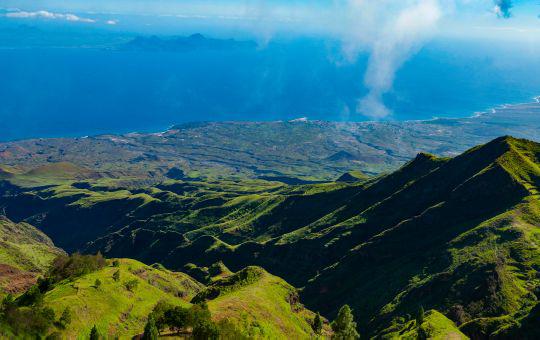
[190,302,212,325]
[124,279,139,292]
[3,306,56,336]
[1,294,16,312]
[112,259,120,267]
[113,270,120,282]
[217,319,250,340]
[16,285,43,306]
[45,332,62,339]
[94,278,102,289]
[146,300,216,336]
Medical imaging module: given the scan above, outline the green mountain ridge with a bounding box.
[0,254,323,338]
[1,136,540,338]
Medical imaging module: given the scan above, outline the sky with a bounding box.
[1,0,538,31]
[1,0,539,119]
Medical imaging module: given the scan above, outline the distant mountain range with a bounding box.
[1,136,540,338]
[121,33,257,52]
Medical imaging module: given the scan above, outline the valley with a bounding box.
[1,131,540,338]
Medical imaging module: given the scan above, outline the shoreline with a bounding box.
[2,96,540,143]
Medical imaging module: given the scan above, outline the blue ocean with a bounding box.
[1,36,539,141]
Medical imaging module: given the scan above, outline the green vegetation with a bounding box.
[142,314,158,340]
[331,305,359,340]
[0,253,108,337]
[2,136,540,338]
[1,248,320,338]
[0,216,63,273]
[204,267,320,339]
[313,312,323,335]
[381,310,468,339]
[0,252,203,338]
[0,216,64,295]
[39,258,200,338]
[90,325,99,340]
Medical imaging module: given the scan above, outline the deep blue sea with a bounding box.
[1,37,539,141]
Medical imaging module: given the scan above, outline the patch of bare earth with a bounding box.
[0,263,37,294]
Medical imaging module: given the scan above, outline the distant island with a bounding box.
[120,33,258,52]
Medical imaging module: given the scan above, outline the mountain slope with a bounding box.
[194,266,324,338]
[4,258,322,339]
[2,136,540,338]
[0,216,64,294]
[301,136,540,336]
[42,258,202,338]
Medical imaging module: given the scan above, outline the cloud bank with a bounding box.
[5,9,95,23]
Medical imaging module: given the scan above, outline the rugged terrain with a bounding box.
[2,135,540,338]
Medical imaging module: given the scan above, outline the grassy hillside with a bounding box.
[2,136,540,338]
[41,258,202,338]
[1,255,323,339]
[0,216,64,294]
[300,136,540,336]
[381,310,468,339]
[194,266,324,338]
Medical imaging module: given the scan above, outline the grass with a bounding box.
[3,136,540,338]
[381,310,468,339]
[42,258,202,338]
[205,267,320,339]
[0,216,63,273]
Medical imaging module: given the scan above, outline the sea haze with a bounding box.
[0,28,539,141]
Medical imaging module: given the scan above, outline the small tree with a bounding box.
[313,312,323,335]
[192,319,220,340]
[189,302,212,332]
[164,306,190,333]
[142,314,159,340]
[150,300,174,333]
[331,305,359,340]
[94,278,102,289]
[112,270,120,282]
[416,306,425,326]
[112,259,120,267]
[58,307,72,329]
[90,325,100,340]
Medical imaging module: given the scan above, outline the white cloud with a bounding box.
[332,0,442,119]
[106,19,118,25]
[5,10,95,23]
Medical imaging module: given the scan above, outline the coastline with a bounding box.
[2,95,540,143]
